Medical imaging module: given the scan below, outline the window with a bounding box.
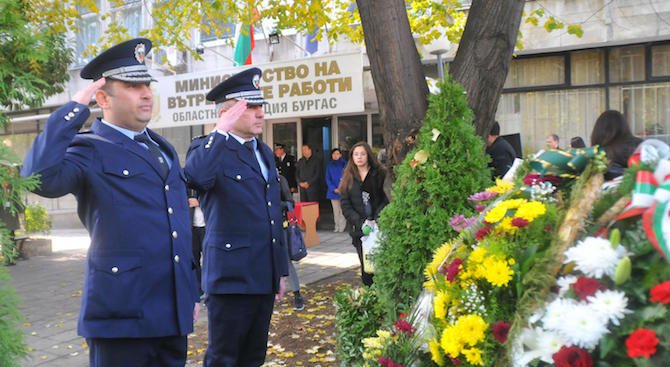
[651,44,670,77]
[273,123,298,157]
[496,89,605,153]
[610,82,670,142]
[609,46,645,82]
[75,16,101,66]
[200,17,236,42]
[337,115,367,156]
[504,56,565,88]
[571,50,604,85]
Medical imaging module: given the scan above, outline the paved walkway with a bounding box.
[8,229,358,366]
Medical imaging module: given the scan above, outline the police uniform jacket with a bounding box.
[21,102,200,338]
[184,132,289,295]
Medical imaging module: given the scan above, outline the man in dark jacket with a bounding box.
[274,143,297,192]
[485,121,517,178]
[295,143,322,202]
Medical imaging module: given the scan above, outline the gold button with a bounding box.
[122,170,129,176]
[168,207,173,214]
[111,266,119,273]
[172,231,178,239]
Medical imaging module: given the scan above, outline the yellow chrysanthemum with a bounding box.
[463,348,485,366]
[430,339,445,366]
[497,216,517,234]
[482,257,514,287]
[486,178,514,194]
[469,247,487,264]
[484,204,507,223]
[455,314,488,346]
[425,242,452,279]
[501,198,527,209]
[376,330,391,340]
[440,325,465,358]
[434,290,450,321]
[424,279,436,291]
[515,201,546,222]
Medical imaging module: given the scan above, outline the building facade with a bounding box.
[6,0,670,226]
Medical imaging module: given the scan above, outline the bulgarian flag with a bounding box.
[233,8,260,66]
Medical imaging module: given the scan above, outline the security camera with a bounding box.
[195,44,205,55]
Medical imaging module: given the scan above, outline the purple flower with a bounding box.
[449,214,477,232]
[469,191,497,202]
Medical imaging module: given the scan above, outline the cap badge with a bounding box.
[252,74,260,89]
[134,43,146,63]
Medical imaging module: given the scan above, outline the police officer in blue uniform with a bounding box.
[184,68,289,367]
[22,38,200,367]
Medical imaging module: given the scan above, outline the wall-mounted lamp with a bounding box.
[268,32,280,45]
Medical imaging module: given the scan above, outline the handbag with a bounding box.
[286,209,308,261]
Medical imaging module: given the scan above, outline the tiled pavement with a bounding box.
[8,229,358,366]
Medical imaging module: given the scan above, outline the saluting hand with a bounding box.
[72,78,106,105]
[215,99,247,133]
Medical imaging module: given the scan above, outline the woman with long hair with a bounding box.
[590,110,642,180]
[339,142,389,286]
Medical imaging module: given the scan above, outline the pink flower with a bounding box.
[475,204,486,212]
[449,214,477,232]
[475,226,493,240]
[469,191,497,202]
[394,319,415,336]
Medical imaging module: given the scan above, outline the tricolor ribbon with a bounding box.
[529,146,604,179]
[616,139,670,261]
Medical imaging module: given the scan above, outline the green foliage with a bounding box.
[0,224,18,265]
[24,203,51,234]
[372,78,492,321]
[334,286,385,366]
[0,259,25,366]
[0,0,72,126]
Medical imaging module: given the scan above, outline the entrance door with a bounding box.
[301,117,333,230]
[272,122,298,157]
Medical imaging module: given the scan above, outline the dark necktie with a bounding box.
[243,140,263,173]
[134,132,169,180]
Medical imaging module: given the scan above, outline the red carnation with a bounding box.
[445,258,463,282]
[475,226,493,240]
[572,277,607,301]
[394,318,415,336]
[475,204,486,212]
[449,357,461,365]
[626,328,659,359]
[650,281,670,304]
[523,174,542,186]
[552,346,593,367]
[491,321,511,343]
[511,217,530,228]
[543,175,562,185]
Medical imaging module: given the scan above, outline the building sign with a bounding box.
[151,52,364,128]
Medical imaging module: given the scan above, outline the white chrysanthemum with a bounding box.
[556,275,578,297]
[511,327,565,367]
[542,298,578,332]
[587,290,631,326]
[555,304,609,349]
[564,237,627,278]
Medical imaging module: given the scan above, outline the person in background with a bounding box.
[546,134,560,150]
[339,142,389,286]
[188,188,205,296]
[570,136,586,149]
[21,38,199,367]
[274,143,297,194]
[485,121,516,178]
[590,110,643,180]
[296,143,322,202]
[278,172,306,311]
[326,148,347,232]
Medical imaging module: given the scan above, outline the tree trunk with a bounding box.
[356,0,429,168]
[450,0,525,139]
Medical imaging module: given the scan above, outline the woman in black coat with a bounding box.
[339,142,389,286]
[591,110,643,180]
